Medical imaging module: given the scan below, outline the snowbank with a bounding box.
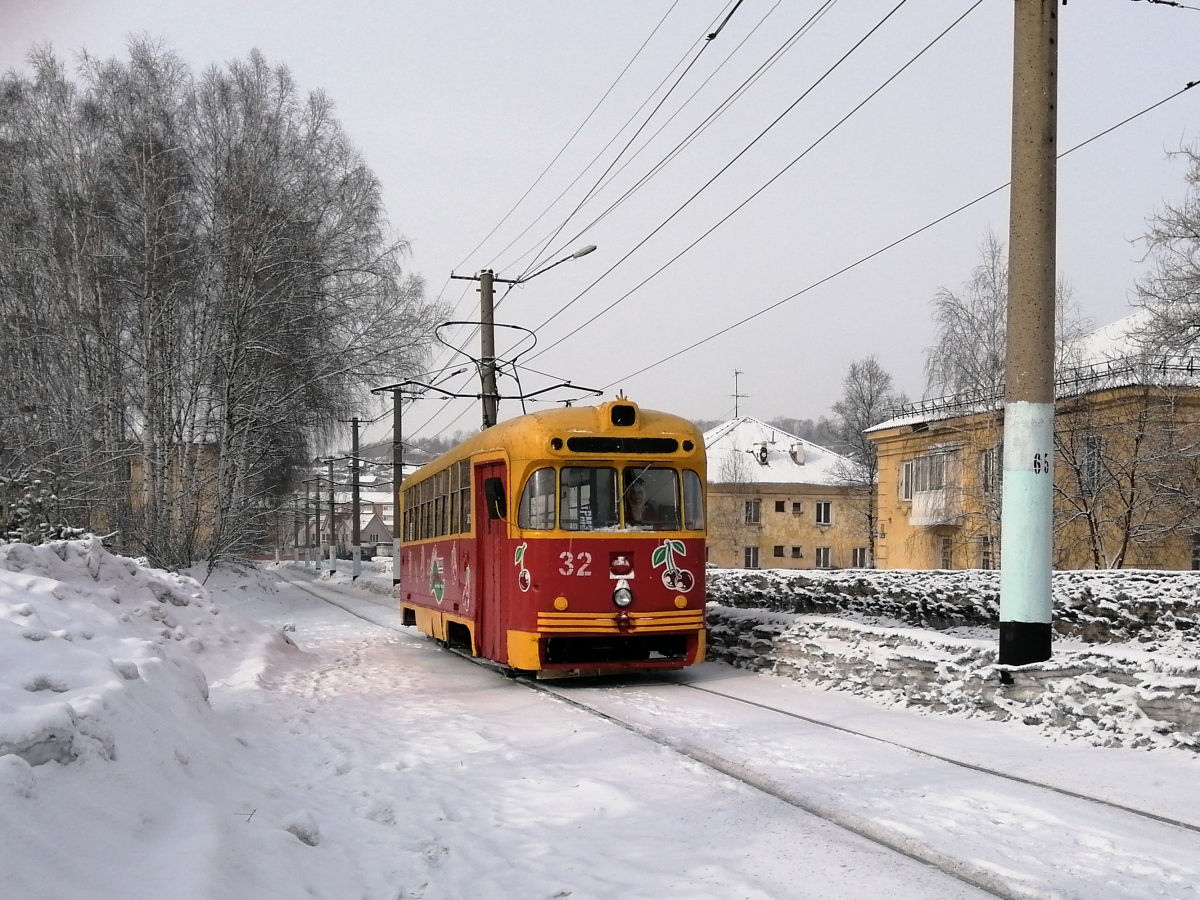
[0,539,368,899]
[706,567,1200,752]
[708,566,1200,647]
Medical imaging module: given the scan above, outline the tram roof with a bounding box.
[404,399,703,486]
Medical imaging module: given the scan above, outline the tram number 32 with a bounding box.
[558,552,593,576]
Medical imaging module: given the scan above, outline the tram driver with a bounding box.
[625,478,659,525]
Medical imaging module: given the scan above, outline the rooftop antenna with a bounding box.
[732,370,750,419]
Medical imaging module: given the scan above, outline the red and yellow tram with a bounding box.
[397,399,706,676]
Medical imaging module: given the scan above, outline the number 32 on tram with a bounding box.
[397,399,707,676]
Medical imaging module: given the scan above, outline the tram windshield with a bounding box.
[560,466,619,531]
[622,467,680,531]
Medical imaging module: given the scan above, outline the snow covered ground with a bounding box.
[4,540,1200,898]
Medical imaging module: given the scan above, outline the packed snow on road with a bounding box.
[3,539,1200,899]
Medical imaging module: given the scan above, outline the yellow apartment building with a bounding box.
[704,417,870,570]
[865,355,1200,571]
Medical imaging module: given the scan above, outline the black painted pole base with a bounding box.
[999,621,1052,666]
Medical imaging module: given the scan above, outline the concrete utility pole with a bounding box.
[327,458,337,573]
[351,417,362,580]
[304,482,312,568]
[392,387,404,587]
[450,246,595,431]
[479,269,499,429]
[311,477,323,572]
[293,501,301,563]
[1000,0,1058,666]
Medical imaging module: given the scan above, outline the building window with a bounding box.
[744,546,760,569]
[939,535,953,570]
[815,501,832,526]
[773,545,784,557]
[904,452,951,500]
[775,500,786,513]
[815,547,831,568]
[790,546,802,559]
[981,536,995,570]
[792,501,803,515]
[744,498,762,525]
[980,444,1002,495]
[852,547,868,568]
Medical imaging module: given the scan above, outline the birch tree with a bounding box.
[924,230,1088,398]
[0,41,441,566]
[827,356,906,566]
[1135,144,1200,355]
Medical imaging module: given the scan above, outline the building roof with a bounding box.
[702,417,852,486]
[867,309,1200,434]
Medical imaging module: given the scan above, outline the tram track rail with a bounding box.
[276,569,1199,899]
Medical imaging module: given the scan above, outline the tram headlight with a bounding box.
[612,579,633,608]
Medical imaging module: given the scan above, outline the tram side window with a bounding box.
[561,466,619,531]
[458,459,471,533]
[438,468,450,536]
[518,467,557,530]
[421,480,432,540]
[623,467,681,531]
[683,469,705,531]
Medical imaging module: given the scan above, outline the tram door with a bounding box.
[474,461,508,663]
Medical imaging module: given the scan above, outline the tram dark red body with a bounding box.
[398,400,707,675]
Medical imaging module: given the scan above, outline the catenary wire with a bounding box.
[407,0,925,446]
[453,0,683,274]
[521,0,914,346]
[482,3,735,276]
[512,1,741,283]
[503,0,837,280]
[601,78,1200,391]
[421,3,720,400]
[522,0,963,365]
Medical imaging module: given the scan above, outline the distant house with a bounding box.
[335,512,393,557]
[866,313,1200,570]
[703,417,869,570]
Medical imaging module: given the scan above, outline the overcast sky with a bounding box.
[4,0,1199,443]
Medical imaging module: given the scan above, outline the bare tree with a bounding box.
[0,41,442,566]
[1053,384,1200,568]
[925,230,1088,398]
[1135,144,1200,355]
[707,448,756,567]
[826,356,907,566]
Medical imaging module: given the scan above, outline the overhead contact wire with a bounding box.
[525,0,914,342]
[603,78,1200,390]
[454,0,683,273]
[516,1,741,282]
[487,3,734,276]
[514,0,837,280]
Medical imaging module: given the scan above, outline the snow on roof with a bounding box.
[331,490,394,505]
[702,416,853,486]
[867,309,1200,434]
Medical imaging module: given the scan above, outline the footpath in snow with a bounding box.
[2,540,1200,898]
